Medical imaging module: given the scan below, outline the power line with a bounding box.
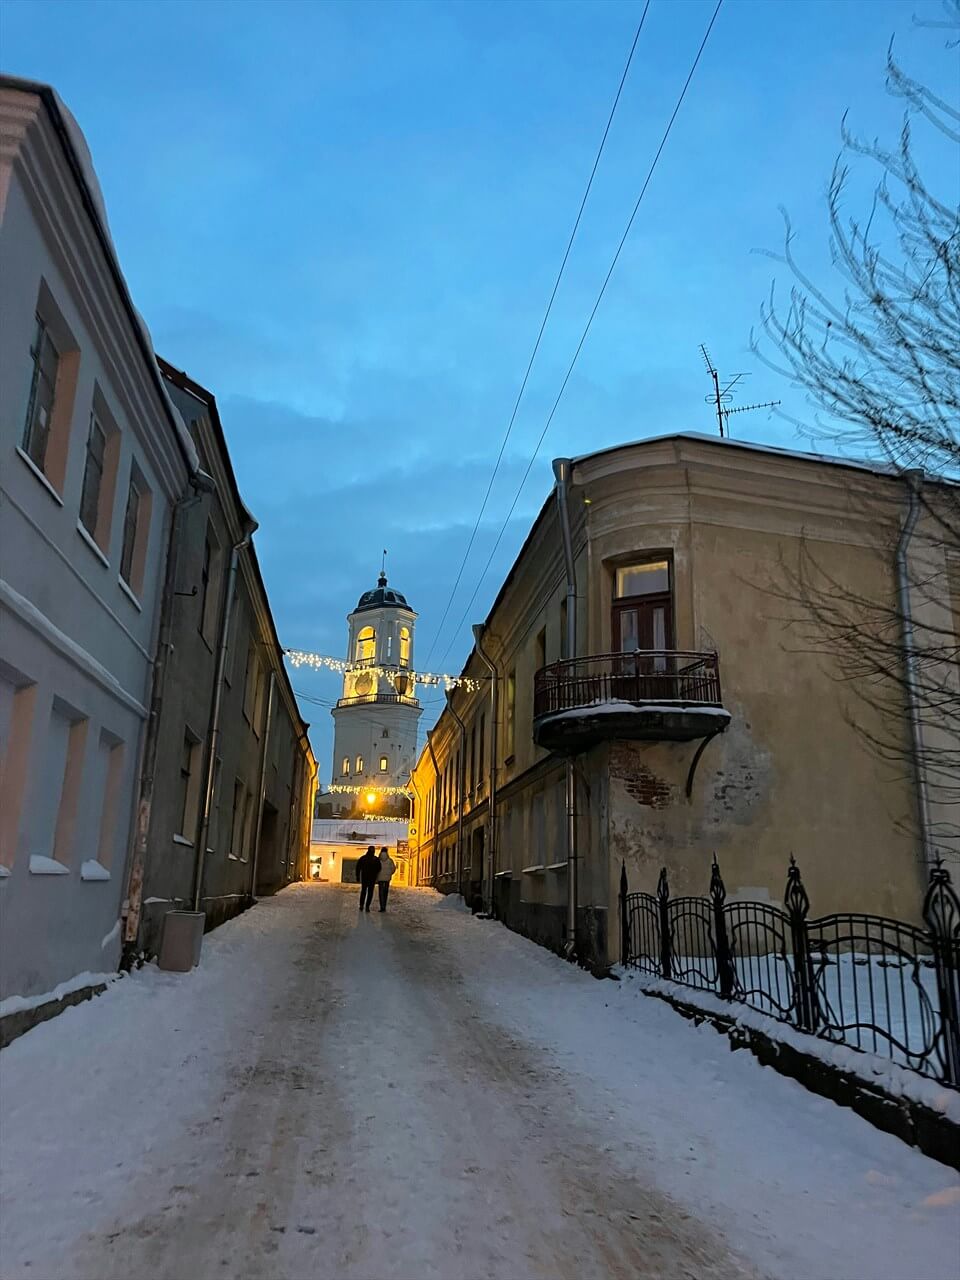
[436,0,725,668]
[420,5,651,669]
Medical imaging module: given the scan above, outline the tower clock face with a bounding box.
[354,672,373,696]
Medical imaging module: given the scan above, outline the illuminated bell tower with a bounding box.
[330,570,421,815]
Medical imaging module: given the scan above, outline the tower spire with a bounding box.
[379,548,387,588]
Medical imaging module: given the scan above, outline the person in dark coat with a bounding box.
[356,846,380,912]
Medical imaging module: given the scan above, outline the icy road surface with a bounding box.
[1,884,957,1280]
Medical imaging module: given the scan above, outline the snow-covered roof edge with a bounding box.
[0,75,199,475]
[573,430,955,487]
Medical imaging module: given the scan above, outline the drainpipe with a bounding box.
[248,668,276,900]
[445,688,468,902]
[895,469,935,869]
[426,728,441,887]
[409,773,422,884]
[553,457,579,960]
[123,469,216,955]
[472,624,498,914]
[192,522,257,911]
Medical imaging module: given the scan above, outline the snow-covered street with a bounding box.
[1,885,958,1280]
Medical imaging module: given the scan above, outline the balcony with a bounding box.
[335,692,421,710]
[533,651,729,752]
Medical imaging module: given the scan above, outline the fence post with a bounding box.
[657,867,672,980]
[785,856,818,1033]
[710,854,734,999]
[619,861,630,966]
[922,856,960,1088]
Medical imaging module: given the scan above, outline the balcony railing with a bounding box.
[533,651,727,750]
[336,693,421,709]
[534,651,722,718]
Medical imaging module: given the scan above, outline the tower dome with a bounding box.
[329,567,421,815]
[355,571,411,613]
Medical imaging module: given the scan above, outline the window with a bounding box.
[356,626,376,662]
[505,670,516,760]
[119,465,151,595]
[616,561,670,598]
[478,713,485,788]
[0,669,37,870]
[613,558,673,660]
[178,731,202,841]
[80,414,106,540]
[22,314,60,473]
[230,779,246,857]
[240,786,255,861]
[382,727,389,738]
[386,633,393,660]
[199,524,221,647]
[93,732,124,870]
[379,756,388,772]
[535,626,546,673]
[560,598,568,659]
[399,626,411,668]
[243,643,259,723]
[342,757,350,775]
[355,755,364,774]
[41,699,89,869]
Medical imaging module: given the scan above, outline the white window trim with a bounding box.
[76,520,110,569]
[16,446,64,505]
[117,575,142,612]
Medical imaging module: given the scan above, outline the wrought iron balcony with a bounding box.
[335,692,421,710]
[533,651,729,752]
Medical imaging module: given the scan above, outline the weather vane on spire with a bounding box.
[379,548,387,587]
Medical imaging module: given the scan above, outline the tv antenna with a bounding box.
[700,345,780,438]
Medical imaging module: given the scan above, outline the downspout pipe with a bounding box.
[409,773,422,885]
[122,469,215,956]
[426,728,442,887]
[472,623,498,914]
[895,468,935,868]
[248,668,276,900]
[445,689,468,902]
[553,457,579,960]
[192,521,258,911]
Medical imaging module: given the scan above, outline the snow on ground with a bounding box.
[0,885,957,1280]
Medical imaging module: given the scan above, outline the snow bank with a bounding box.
[0,970,119,1019]
[619,970,960,1125]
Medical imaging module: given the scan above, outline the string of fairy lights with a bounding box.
[284,648,483,692]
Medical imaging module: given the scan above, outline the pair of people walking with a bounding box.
[356,845,396,912]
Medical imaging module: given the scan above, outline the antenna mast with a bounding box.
[700,344,779,438]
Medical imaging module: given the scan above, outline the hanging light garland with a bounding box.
[328,783,412,796]
[284,648,482,692]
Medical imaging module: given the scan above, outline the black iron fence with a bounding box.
[533,650,722,720]
[620,855,960,1089]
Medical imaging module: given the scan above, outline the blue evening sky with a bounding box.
[2,0,955,775]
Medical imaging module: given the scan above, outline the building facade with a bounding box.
[411,434,955,967]
[328,573,421,818]
[0,80,197,999]
[309,818,413,886]
[124,364,318,960]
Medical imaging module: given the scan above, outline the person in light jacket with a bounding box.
[377,846,397,912]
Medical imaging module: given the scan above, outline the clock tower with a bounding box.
[330,571,421,816]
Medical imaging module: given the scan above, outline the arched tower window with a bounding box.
[399,626,411,668]
[356,626,376,663]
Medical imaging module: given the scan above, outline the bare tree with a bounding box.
[753,4,960,862]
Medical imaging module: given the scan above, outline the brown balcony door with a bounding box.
[613,597,673,698]
[613,597,673,653]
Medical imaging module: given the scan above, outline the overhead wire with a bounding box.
[420,5,651,668]
[436,0,725,668]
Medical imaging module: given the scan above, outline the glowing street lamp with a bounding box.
[365,792,377,806]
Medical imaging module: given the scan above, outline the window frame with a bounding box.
[22,313,60,474]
